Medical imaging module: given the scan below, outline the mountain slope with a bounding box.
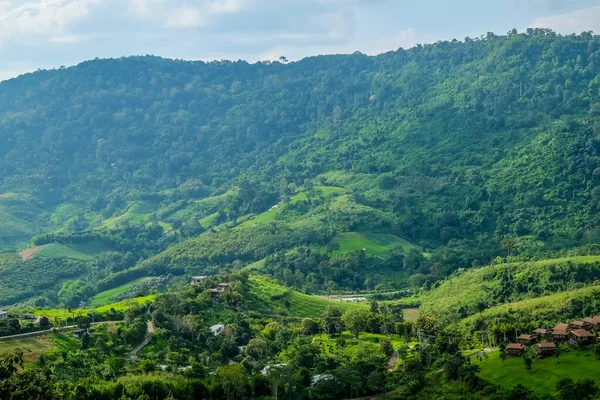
[0,31,599,253]
[0,31,598,307]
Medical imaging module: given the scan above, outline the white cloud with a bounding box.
[529,5,600,33]
[165,7,206,28]
[49,34,84,44]
[206,0,245,14]
[0,0,98,45]
[370,28,417,54]
[128,0,165,18]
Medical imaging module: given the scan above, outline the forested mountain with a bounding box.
[1,29,600,305]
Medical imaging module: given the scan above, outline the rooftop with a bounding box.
[507,343,525,350]
[571,329,595,338]
[553,323,569,330]
[538,342,556,348]
[517,334,534,340]
[533,328,548,334]
[553,329,568,335]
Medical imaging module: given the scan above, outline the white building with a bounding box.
[191,276,208,285]
[209,324,225,336]
[0,311,8,320]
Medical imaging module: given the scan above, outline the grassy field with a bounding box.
[35,242,109,261]
[246,275,367,318]
[88,277,151,307]
[103,201,157,229]
[313,331,409,358]
[34,295,155,319]
[321,232,420,257]
[0,333,79,364]
[403,307,420,322]
[473,346,600,396]
[236,186,345,229]
[199,212,219,228]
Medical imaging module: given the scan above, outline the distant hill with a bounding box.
[1,30,600,306]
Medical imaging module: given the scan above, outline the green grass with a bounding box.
[35,243,109,261]
[419,256,600,320]
[460,284,600,327]
[35,295,156,319]
[88,278,150,307]
[473,346,600,396]
[0,333,79,364]
[312,331,408,358]
[103,201,157,229]
[246,275,367,318]
[403,308,420,322]
[199,212,219,228]
[320,232,420,257]
[236,186,345,229]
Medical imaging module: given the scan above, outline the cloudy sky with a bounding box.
[1,0,599,81]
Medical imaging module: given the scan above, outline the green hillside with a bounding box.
[35,243,110,261]
[0,32,598,269]
[246,275,367,318]
[419,256,600,323]
[321,232,420,257]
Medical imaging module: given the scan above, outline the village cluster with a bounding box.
[506,316,600,357]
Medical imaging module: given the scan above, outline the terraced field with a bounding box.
[35,243,110,261]
[247,275,366,318]
[88,277,151,307]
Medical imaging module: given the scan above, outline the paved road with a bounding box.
[0,320,123,341]
[128,320,155,361]
[467,348,495,359]
[387,350,399,371]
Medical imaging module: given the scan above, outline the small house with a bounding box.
[517,334,536,345]
[209,324,225,336]
[536,342,555,358]
[532,328,548,337]
[569,329,595,347]
[552,329,569,342]
[569,320,588,330]
[0,311,8,320]
[553,323,569,331]
[506,343,525,356]
[191,276,208,285]
[311,374,334,387]
[207,283,233,298]
[71,329,87,339]
[584,317,600,329]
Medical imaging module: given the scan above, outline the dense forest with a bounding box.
[0,29,600,305]
[1,29,600,399]
[0,29,599,252]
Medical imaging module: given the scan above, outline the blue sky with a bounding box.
[1,0,599,80]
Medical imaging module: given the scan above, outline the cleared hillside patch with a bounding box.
[246,276,367,318]
[88,277,151,307]
[35,243,109,261]
[236,186,345,230]
[321,232,420,257]
[0,333,79,364]
[420,256,600,322]
[18,245,45,261]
